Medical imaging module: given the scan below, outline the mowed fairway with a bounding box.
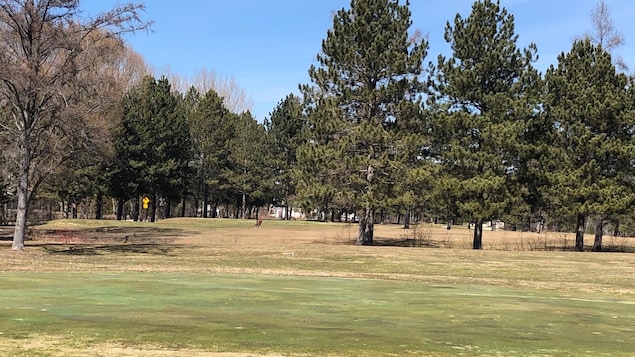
[0,219,634,356]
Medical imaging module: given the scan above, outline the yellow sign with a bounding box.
[142,196,150,209]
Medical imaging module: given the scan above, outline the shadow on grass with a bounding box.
[373,237,454,248]
[334,236,447,248]
[28,226,189,256]
[374,237,420,247]
[374,235,635,252]
[41,243,178,256]
[0,226,13,241]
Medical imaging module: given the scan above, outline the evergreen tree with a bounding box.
[265,94,305,220]
[544,39,635,252]
[110,76,192,222]
[389,101,433,229]
[189,88,234,217]
[429,0,541,249]
[298,0,427,245]
[293,99,347,221]
[225,111,272,219]
[177,86,201,217]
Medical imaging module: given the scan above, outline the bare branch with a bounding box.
[583,0,628,71]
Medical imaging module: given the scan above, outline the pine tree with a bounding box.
[110,76,192,222]
[189,88,234,217]
[265,94,305,220]
[544,39,635,252]
[390,101,433,229]
[298,0,427,245]
[225,111,271,219]
[429,0,541,249]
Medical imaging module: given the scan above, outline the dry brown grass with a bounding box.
[1,220,633,296]
[4,219,632,252]
[0,336,291,357]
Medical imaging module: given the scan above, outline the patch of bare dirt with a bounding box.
[0,335,293,357]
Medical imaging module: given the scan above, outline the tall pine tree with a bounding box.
[544,39,635,252]
[189,88,234,217]
[429,0,541,249]
[265,94,305,220]
[298,0,427,245]
[225,111,271,219]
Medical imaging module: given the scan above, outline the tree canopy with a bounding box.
[298,0,428,245]
[545,39,635,251]
[429,0,541,249]
[0,0,148,249]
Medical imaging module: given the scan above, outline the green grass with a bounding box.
[1,272,634,356]
[1,218,634,356]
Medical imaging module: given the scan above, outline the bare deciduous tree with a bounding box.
[114,46,152,92]
[583,0,628,71]
[166,67,254,114]
[0,0,149,250]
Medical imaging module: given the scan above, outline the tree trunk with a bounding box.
[473,219,483,249]
[241,191,246,219]
[116,198,124,220]
[202,186,209,218]
[1,203,6,225]
[132,198,140,222]
[12,156,29,250]
[612,218,620,237]
[150,192,157,222]
[165,198,172,219]
[95,193,103,220]
[180,196,186,217]
[593,218,603,252]
[575,213,585,252]
[403,210,410,229]
[357,209,374,245]
[212,202,218,218]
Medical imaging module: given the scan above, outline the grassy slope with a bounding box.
[0,218,634,356]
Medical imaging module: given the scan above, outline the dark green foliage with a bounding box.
[225,111,272,218]
[429,0,540,249]
[389,101,434,228]
[189,88,234,217]
[110,76,192,222]
[45,152,109,219]
[184,88,272,219]
[544,39,635,251]
[265,94,305,219]
[298,0,428,244]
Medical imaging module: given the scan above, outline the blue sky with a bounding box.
[82,0,635,121]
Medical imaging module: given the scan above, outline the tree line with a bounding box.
[1,0,634,252]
